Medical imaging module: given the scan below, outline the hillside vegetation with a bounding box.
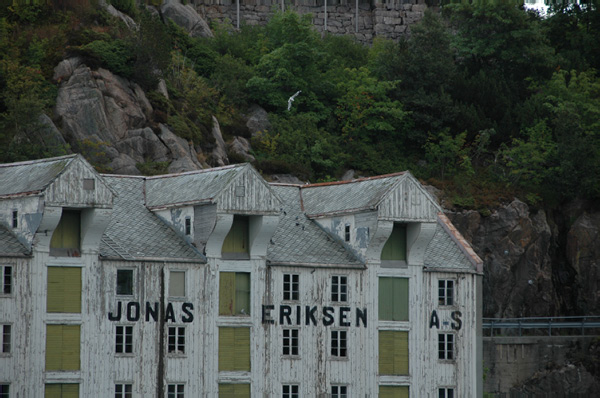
[1,2,599,211]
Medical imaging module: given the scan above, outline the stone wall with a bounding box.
[483,336,600,396]
[193,0,428,43]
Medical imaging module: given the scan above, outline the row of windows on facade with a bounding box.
[0,384,456,398]
[6,321,454,373]
[20,210,411,262]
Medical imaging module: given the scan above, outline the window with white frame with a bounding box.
[282,384,299,398]
[439,387,455,398]
[331,330,347,358]
[283,274,299,301]
[115,383,132,398]
[331,276,347,303]
[1,325,10,354]
[116,325,133,354]
[168,326,185,355]
[167,384,184,398]
[116,269,134,296]
[332,385,348,398]
[283,328,299,356]
[438,280,454,306]
[169,270,186,298]
[1,265,12,295]
[438,333,454,361]
[0,384,8,398]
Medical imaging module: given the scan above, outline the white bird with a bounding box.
[287,90,301,111]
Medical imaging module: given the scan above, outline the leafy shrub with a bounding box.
[109,0,135,15]
[80,39,133,77]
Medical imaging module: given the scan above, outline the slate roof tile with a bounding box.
[267,185,363,268]
[100,176,203,261]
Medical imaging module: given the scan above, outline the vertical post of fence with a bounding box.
[582,317,585,335]
[355,0,359,33]
[324,0,327,33]
[282,0,284,12]
[518,319,522,337]
[548,318,552,336]
[236,0,240,29]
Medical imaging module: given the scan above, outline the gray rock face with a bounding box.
[103,3,138,30]
[449,199,556,318]
[210,116,228,167]
[245,104,271,137]
[161,0,213,38]
[228,136,255,163]
[158,124,203,173]
[567,212,600,314]
[270,174,305,185]
[54,61,202,174]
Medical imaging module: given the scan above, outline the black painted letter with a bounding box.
[108,301,122,321]
[305,306,317,326]
[280,305,292,325]
[323,306,335,326]
[262,305,275,324]
[356,308,367,327]
[340,307,351,327]
[165,302,176,323]
[429,310,440,329]
[182,302,194,323]
[451,310,462,331]
[146,302,158,322]
[126,302,140,322]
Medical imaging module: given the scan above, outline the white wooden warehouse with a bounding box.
[0,154,483,397]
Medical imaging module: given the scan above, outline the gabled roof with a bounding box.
[0,155,75,198]
[100,176,204,262]
[267,185,364,269]
[424,214,483,273]
[145,164,280,213]
[0,226,30,257]
[300,172,441,221]
[0,154,116,208]
[300,173,404,217]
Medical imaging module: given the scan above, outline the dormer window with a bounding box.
[12,210,18,228]
[381,223,407,262]
[221,215,249,259]
[50,210,81,257]
[344,224,351,242]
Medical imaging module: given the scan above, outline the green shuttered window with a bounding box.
[45,384,79,398]
[218,383,250,398]
[379,277,409,321]
[379,386,409,398]
[50,210,81,257]
[47,267,81,313]
[219,272,250,316]
[379,331,408,375]
[381,223,407,261]
[219,327,250,372]
[46,325,80,371]
[222,216,249,258]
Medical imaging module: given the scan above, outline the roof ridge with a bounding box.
[0,154,77,169]
[301,171,406,188]
[145,163,245,180]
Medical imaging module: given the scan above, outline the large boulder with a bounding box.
[228,136,255,163]
[161,0,213,38]
[54,61,202,174]
[158,124,203,173]
[245,104,271,137]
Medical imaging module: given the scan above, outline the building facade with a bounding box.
[0,155,482,397]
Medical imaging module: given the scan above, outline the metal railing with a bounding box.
[483,316,600,336]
